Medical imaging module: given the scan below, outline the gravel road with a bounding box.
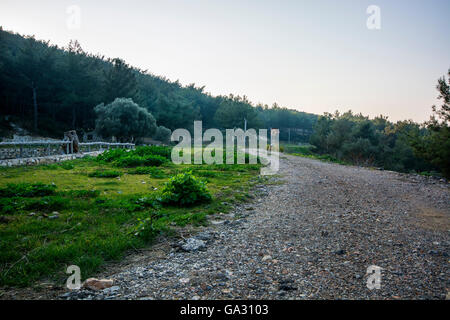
[65,154,450,300]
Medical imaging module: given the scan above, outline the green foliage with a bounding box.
[148,167,166,179]
[309,111,436,173]
[24,196,66,211]
[410,69,450,178]
[0,149,260,287]
[133,146,172,159]
[59,162,75,170]
[97,146,170,168]
[161,171,212,206]
[88,169,122,178]
[0,183,56,198]
[0,29,316,141]
[62,189,100,198]
[127,165,169,178]
[282,144,315,155]
[0,198,19,214]
[96,148,128,162]
[112,154,166,168]
[94,98,157,141]
[133,215,158,241]
[153,125,172,144]
[214,95,262,129]
[127,167,154,175]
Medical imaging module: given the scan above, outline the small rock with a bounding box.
[181,238,206,252]
[262,255,272,262]
[83,278,114,291]
[179,278,190,284]
[103,286,120,294]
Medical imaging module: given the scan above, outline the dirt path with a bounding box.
[63,154,449,300]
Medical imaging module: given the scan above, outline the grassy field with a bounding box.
[0,148,263,287]
[280,142,350,165]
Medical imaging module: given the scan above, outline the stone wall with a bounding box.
[0,151,103,167]
[0,146,67,160]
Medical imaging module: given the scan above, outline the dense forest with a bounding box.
[0,28,448,177]
[0,28,316,142]
[309,70,449,177]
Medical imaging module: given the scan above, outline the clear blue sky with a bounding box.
[1,0,449,122]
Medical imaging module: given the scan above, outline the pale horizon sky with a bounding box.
[1,0,449,122]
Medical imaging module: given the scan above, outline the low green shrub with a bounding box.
[133,215,158,241]
[128,166,167,177]
[88,170,122,178]
[0,198,20,214]
[113,154,166,168]
[96,148,128,162]
[0,183,56,198]
[59,162,75,170]
[97,146,171,165]
[133,146,171,159]
[62,190,100,198]
[24,196,66,211]
[148,167,166,179]
[160,171,212,206]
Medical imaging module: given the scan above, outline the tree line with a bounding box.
[0,28,448,177]
[0,28,316,142]
[309,70,449,177]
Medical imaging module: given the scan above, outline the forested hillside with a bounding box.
[0,28,316,140]
[0,28,448,177]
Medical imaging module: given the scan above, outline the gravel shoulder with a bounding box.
[64,154,449,299]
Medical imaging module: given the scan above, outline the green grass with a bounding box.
[280,142,350,165]
[290,153,350,165]
[0,150,262,288]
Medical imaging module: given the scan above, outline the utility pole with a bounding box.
[244,117,247,131]
[288,128,291,144]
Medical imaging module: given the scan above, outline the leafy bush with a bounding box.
[97,148,128,162]
[60,162,75,170]
[152,126,172,144]
[94,98,157,141]
[62,190,100,198]
[148,167,166,179]
[0,198,20,214]
[133,146,171,159]
[133,216,158,241]
[97,146,170,168]
[113,154,166,168]
[88,170,122,178]
[0,183,56,198]
[160,171,212,206]
[24,196,66,211]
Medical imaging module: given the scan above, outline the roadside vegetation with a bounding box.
[0,146,262,287]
